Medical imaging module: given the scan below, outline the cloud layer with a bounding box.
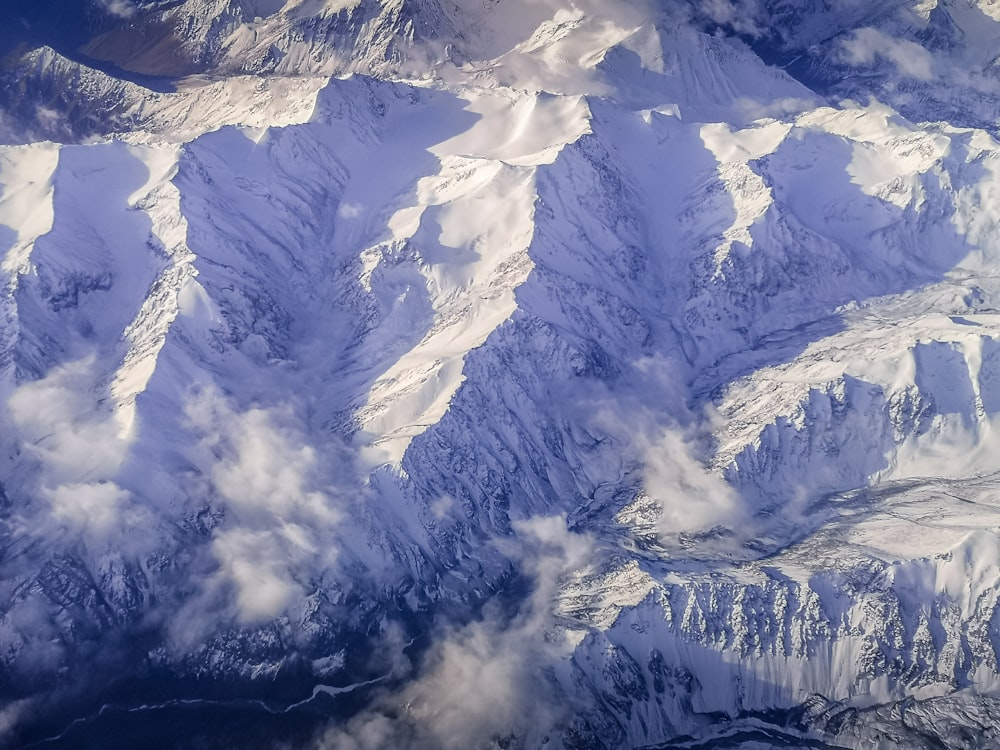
[95,0,137,19]
[842,27,935,81]
[168,387,349,644]
[6,354,142,546]
[315,516,593,750]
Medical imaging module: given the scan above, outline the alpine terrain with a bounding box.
[2,0,1000,748]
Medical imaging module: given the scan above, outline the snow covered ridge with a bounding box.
[5,0,1000,747]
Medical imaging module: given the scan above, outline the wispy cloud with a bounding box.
[642,426,738,536]
[314,515,593,749]
[337,202,363,219]
[695,0,766,37]
[842,27,935,81]
[170,387,346,639]
[561,355,745,539]
[95,0,137,19]
[6,354,143,546]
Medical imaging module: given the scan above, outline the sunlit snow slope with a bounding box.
[3,1,1000,749]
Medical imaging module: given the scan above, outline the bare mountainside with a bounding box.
[3,1,1000,748]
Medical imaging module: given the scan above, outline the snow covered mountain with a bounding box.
[3,1,1000,748]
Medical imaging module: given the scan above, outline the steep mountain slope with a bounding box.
[3,1,1000,748]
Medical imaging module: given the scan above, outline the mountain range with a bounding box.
[3,1,1000,748]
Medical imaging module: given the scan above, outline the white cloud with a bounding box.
[430,494,454,520]
[315,516,593,749]
[562,355,745,539]
[642,428,738,535]
[211,528,303,621]
[46,481,130,536]
[6,355,140,545]
[96,0,137,19]
[842,28,935,81]
[337,202,363,219]
[8,355,126,479]
[735,96,818,121]
[696,0,766,37]
[178,388,344,627]
[0,699,34,745]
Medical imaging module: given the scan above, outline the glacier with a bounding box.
[2,0,1000,748]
